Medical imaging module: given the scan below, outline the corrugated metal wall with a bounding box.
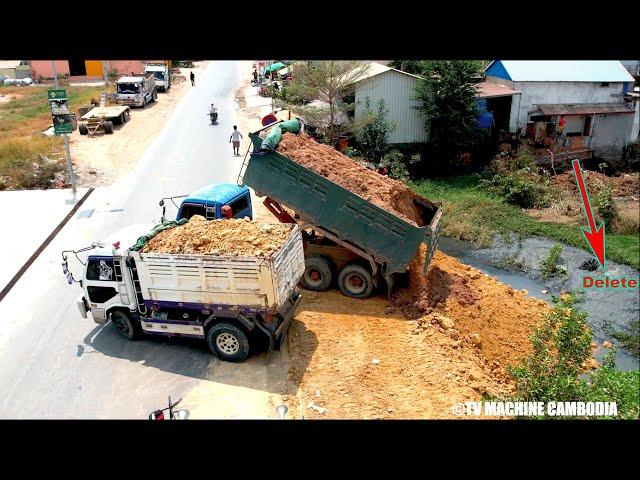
[355,71,428,144]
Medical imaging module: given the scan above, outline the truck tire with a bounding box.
[151,89,157,103]
[337,264,374,299]
[207,323,250,362]
[123,110,130,122]
[301,256,333,291]
[79,123,88,135]
[111,310,141,340]
[104,121,114,134]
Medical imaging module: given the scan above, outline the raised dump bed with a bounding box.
[239,120,443,297]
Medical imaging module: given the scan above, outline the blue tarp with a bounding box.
[476,111,494,129]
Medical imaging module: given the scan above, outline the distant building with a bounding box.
[485,60,637,164]
[0,60,32,79]
[350,63,427,144]
[29,60,168,82]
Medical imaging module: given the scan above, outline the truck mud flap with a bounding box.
[423,206,444,275]
[262,291,302,365]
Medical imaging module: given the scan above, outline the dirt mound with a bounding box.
[392,247,549,372]
[552,171,640,198]
[276,133,427,226]
[141,215,292,256]
[286,291,513,419]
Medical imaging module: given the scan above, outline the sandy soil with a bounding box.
[142,215,291,256]
[277,133,428,226]
[68,62,209,187]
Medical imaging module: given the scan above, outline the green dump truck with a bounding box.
[238,119,443,300]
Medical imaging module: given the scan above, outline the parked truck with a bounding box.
[168,120,443,299]
[144,63,171,91]
[62,222,305,362]
[115,73,157,107]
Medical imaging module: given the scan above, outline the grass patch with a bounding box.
[412,175,640,269]
[611,319,640,357]
[0,85,103,189]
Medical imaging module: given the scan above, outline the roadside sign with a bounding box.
[48,89,72,134]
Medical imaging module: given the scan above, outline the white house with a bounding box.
[485,60,637,162]
[350,63,427,144]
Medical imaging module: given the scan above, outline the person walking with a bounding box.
[252,68,258,82]
[190,71,195,86]
[229,126,243,156]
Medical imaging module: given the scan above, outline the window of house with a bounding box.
[229,195,249,217]
[86,257,115,281]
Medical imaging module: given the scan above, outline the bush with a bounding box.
[508,293,639,419]
[540,244,565,278]
[593,179,619,228]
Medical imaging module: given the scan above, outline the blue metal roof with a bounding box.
[485,61,635,82]
[182,183,248,205]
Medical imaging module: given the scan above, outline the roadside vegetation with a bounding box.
[507,292,639,419]
[0,85,103,190]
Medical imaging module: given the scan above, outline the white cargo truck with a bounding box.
[115,73,157,107]
[62,223,305,362]
[144,63,171,91]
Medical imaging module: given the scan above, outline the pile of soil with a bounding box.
[391,246,550,373]
[286,290,513,419]
[276,133,428,226]
[141,215,291,257]
[551,171,640,198]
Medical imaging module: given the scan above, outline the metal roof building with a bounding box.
[485,60,635,82]
[350,63,427,144]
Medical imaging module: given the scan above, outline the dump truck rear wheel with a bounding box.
[301,256,333,291]
[207,323,250,362]
[151,90,157,103]
[78,123,88,135]
[338,264,374,299]
[104,121,114,134]
[111,310,141,340]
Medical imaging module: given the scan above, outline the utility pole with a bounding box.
[51,60,77,202]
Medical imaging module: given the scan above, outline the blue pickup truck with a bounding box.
[159,183,253,222]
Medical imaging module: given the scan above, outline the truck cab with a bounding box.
[161,184,253,222]
[68,224,154,325]
[144,63,171,91]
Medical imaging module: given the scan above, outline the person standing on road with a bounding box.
[190,71,195,86]
[229,126,243,156]
[252,68,258,82]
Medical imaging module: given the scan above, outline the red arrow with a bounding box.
[572,159,605,268]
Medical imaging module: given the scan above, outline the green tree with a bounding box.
[414,60,483,168]
[274,61,370,146]
[355,97,397,163]
[389,60,424,75]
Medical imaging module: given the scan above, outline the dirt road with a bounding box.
[69,62,209,187]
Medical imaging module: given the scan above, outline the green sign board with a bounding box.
[48,89,72,134]
[48,89,67,100]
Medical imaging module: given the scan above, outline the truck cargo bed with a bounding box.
[132,224,304,311]
[240,132,443,276]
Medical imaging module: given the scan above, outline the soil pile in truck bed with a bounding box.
[141,215,292,257]
[276,133,427,226]
[391,246,550,374]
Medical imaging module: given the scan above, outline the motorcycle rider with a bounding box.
[209,103,218,123]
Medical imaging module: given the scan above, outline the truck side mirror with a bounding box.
[159,199,164,206]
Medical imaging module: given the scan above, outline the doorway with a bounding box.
[68,59,87,76]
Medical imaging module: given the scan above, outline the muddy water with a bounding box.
[439,236,639,371]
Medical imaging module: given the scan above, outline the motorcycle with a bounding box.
[148,396,190,420]
[207,107,218,125]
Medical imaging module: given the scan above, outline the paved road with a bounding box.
[0,61,285,419]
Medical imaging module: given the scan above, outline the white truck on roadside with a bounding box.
[144,63,171,91]
[115,73,157,107]
[61,223,305,362]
